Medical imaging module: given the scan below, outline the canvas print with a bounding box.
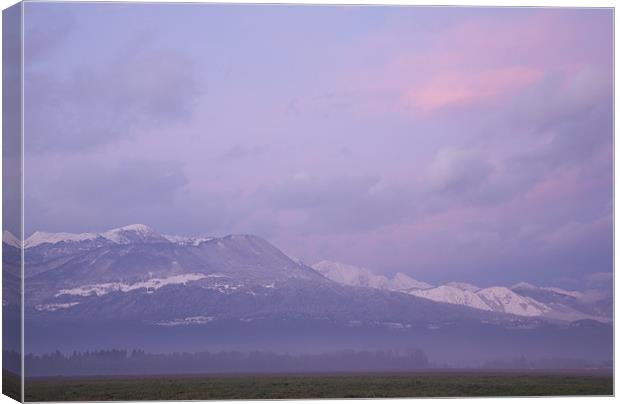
[2,1,614,401]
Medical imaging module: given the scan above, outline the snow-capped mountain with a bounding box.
[17,225,495,327]
[24,231,102,248]
[101,224,169,244]
[313,261,432,291]
[311,260,609,321]
[24,230,326,306]
[2,230,20,248]
[6,227,610,323]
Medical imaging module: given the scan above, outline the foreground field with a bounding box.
[23,371,612,401]
[3,371,21,402]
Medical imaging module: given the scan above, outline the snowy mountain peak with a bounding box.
[24,231,102,248]
[112,224,153,233]
[102,224,167,244]
[312,261,431,292]
[24,224,168,248]
[2,230,21,248]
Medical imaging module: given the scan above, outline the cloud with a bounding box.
[256,173,413,235]
[24,6,76,64]
[62,160,188,206]
[409,67,543,112]
[219,144,268,162]
[338,9,612,124]
[540,214,612,251]
[25,33,204,153]
[425,148,494,196]
[507,67,613,168]
[583,272,613,293]
[18,6,612,287]
[26,159,189,233]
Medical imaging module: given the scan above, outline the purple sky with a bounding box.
[22,4,612,287]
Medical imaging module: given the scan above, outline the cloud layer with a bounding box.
[22,4,612,287]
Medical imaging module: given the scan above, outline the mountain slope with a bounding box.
[409,285,491,312]
[475,287,550,317]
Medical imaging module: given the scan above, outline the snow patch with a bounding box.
[55,273,208,297]
[156,316,215,326]
[35,302,80,312]
[163,234,214,246]
[101,224,164,244]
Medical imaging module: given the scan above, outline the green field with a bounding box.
[21,371,612,401]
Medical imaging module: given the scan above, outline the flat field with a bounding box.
[21,370,612,401]
[2,371,21,402]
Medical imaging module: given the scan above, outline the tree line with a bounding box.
[4,348,429,377]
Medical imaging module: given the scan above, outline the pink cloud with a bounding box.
[409,66,543,112]
[521,166,591,208]
[340,9,611,118]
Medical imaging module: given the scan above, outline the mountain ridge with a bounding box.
[4,224,612,365]
[4,224,610,324]
[311,261,610,322]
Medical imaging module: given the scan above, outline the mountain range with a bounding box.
[2,224,613,367]
[312,261,610,321]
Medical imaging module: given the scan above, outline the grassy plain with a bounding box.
[22,370,613,401]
